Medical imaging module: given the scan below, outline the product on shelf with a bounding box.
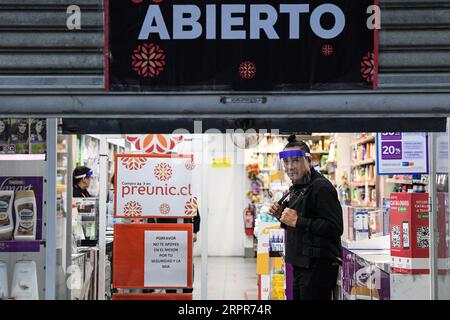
[269,229,285,257]
[271,273,285,300]
[0,261,8,298]
[9,119,30,154]
[258,206,279,223]
[14,190,37,241]
[0,191,14,240]
[29,118,46,154]
[354,210,369,241]
[11,260,39,300]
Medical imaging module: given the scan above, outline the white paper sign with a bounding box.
[115,155,199,217]
[376,133,428,174]
[144,230,188,287]
[436,133,449,174]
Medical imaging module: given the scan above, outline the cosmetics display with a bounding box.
[0,191,14,240]
[14,190,37,241]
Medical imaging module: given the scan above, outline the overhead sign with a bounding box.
[107,0,378,91]
[114,154,199,218]
[376,133,428,175]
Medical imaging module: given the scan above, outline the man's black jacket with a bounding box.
[280,167,343,268]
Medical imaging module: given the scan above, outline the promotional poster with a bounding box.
[0,176,44,252]
[114,154,199,218]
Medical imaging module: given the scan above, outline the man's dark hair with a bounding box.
[73,166,91,187]
[284,134,311,154]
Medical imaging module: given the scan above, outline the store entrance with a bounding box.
[53,118,450,301]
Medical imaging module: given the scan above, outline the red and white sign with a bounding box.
[114,154,199,218]
[390,192,429,274]
[113,223,193,289]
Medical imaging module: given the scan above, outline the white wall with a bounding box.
[190,134,247,257]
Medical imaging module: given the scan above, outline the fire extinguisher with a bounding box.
[244,203,255,236]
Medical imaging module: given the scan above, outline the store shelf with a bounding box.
[350,201,378,208]
[310,150,329,155]
[385,178,427,185]
[0,240,45,252]
[351,135,375,146]
[295,135,324,141]
[351,159,375,167]
[350,180,376,187]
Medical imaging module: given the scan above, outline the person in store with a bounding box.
[268,135,343,300]
[72,166,93,198]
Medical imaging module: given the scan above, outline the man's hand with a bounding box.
[268,202,283,219]
[280,208,298,227]
[193,234,197,243]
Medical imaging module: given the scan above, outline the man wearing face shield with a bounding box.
[268,135,343,300]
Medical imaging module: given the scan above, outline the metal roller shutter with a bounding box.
[0,0,104,90]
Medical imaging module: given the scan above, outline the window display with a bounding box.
[0,177,43,251]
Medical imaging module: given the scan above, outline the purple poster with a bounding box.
[380,133,402,141]
[377,132,428,175]
[380,141,402,160]
[0,176,43,252]
[342,248,391,300]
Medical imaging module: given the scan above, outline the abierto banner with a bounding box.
[114,154,199,218]
[107,0,378,91]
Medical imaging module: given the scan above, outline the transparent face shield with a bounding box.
[279,149,311,184]
[74,169,94,180]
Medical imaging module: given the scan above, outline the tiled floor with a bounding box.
[192,257,258,300]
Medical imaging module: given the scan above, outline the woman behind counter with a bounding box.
[73,166,93,198]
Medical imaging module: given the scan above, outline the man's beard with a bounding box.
[293,170,311,185]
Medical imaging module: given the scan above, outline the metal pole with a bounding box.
[429,132,439,300]
[45,118,58,300]
[177,218,184,295]
[65,135,74,300]
[201,133,208,300]
[98,137,108,300]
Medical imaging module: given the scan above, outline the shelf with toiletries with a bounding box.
[0,177,44,254]
[349,133,378,209]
